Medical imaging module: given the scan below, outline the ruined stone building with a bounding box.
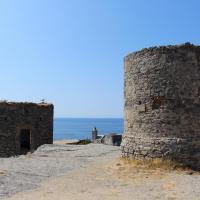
[92,127,122,146]
[121,43,200,169]
[0,102,53,157]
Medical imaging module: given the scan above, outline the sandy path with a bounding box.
[53,140,80,145]
[1,143,200,200]
[5,158,200,200]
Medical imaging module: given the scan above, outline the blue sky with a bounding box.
[0,0,199,117]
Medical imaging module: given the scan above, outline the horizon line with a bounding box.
[54,117,124,119]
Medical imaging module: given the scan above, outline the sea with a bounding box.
[54,118,124,140]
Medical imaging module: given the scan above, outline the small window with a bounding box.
[151,96,165,110]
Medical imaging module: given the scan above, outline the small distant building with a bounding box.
[92,127,122,146]
[0,101,54,157]
[92,127,98,142]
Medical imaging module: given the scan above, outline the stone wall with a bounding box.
[0,102,53,157]
[121,43,200,169]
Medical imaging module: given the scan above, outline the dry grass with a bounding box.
[105,157,196,183]
[116,157,191,172]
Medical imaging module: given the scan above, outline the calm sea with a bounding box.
[54,118,124,140]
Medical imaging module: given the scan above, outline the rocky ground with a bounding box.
[0,143,200,200]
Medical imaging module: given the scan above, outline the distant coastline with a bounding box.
[53,118,124,141]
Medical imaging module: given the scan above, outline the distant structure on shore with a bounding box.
[121,43,200,169]
[92,127,122,146]
[0,101,54,157]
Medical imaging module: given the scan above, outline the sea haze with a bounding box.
[54,118,124,140]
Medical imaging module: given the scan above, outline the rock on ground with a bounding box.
[0,143,120,199]
[0,143,200,200]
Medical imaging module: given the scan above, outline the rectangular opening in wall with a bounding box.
[151,96,165,110]
[20,129,31,154]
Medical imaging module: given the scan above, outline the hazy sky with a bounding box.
[0,0,199,117]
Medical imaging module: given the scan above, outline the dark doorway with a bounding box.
[20,129,31,154]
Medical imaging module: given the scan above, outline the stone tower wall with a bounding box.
[121,43,200,169]
[0,102,53,157]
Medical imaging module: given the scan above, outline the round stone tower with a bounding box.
[121,43,200,169]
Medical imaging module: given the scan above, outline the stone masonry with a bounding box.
[92,127,122,146]
[121,43,200,169]
[0,102,53,157]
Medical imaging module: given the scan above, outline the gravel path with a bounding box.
[0,143,200,200]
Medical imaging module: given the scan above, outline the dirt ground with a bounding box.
[0,143,200,200]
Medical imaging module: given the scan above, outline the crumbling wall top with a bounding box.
[0,101,53,108]
[125,42,200,61]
